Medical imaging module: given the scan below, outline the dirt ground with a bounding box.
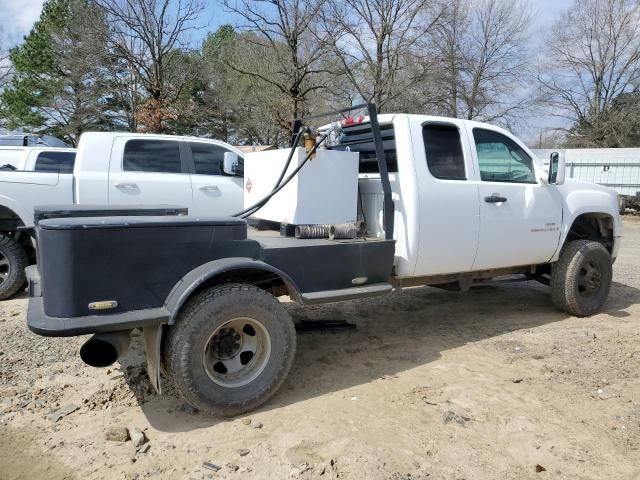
[1,222,640,480]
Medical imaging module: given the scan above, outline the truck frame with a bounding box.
[26,104,622,416]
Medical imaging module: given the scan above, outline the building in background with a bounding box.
[533,148,640,198]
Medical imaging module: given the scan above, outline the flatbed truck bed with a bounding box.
[27,215,394,337]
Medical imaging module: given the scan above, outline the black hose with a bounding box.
[238,132,330,219]
[273,129,304,193]
[231,129,305,218]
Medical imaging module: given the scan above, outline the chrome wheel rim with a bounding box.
[203,317,271,388]
[0,251,9,285]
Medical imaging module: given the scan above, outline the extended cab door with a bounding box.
[108,137,193,209]
[185,141,244,217]
[413,121,481,276]
[468,127,562,270]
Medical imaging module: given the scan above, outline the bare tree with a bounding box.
[538,0,640,146]
[426,0,466,117]
[428,0,533,127]
[220,0,335,130]
[321,0,441,112]
[0,46,10,90]
[532,128,567,149]
[96,0,205,132]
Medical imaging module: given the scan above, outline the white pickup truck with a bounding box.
[0,133,244,299]
[0,146,76,171]
[26,104,622,417]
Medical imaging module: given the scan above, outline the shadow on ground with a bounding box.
[121,279,640,432]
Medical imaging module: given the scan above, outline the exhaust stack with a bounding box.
[80,331,131,367]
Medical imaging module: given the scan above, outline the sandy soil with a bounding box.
[1,221,640,480]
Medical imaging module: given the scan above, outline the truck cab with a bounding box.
[344,114,621,278]
[74,132,245,217]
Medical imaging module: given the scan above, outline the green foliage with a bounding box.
[1,0,118,145]
[567,92,640,148]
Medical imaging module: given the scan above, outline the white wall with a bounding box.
[532,148,640,196]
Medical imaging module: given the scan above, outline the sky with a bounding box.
[0,0,46,46]
[1,0,574,143]
[2,0,574,47]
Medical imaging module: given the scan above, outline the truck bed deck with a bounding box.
[246,227,394,304]
[27,211,395,335]
[248,226,377,247]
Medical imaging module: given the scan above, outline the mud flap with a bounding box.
[143,325,162,393]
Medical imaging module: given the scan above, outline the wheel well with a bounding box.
[0,206,23,231]
[0,206,34,262]
[187,268,292,305]
[566,213,614,253]
[161,267,295,362]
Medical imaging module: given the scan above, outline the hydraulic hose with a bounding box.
[295,224,331,239]
[273,129,304,195]
[231,128,304,218]
[329,221,366,240]
[235,131,331,219]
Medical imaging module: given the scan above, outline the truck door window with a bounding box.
[189,143,228,176]
[422,124,466,180]
[123,139,181,173]
[473,129,536,183]
[35,151,76,173]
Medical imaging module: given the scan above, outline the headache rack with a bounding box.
[331,122,397,174]
[297,103,395,241]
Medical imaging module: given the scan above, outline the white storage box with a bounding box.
[244,147,359,225]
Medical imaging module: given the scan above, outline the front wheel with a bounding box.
[551,240,612,317]
[164,284,296,417]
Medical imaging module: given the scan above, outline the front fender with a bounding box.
[553,180,623,261]
[164,257,302,323]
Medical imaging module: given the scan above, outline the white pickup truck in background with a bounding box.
[0,146,76,172]
[0,133,245,300]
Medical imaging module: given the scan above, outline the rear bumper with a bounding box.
[25,265,169,337]
[27,296,169,337]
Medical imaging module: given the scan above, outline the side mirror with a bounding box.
[223,152,241,176]
[548,151,566,185]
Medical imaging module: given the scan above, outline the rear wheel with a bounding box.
[0,233,27,300]
[551,240,612,317]
[164,284,296,416]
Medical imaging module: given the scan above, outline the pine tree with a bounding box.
[1,0,121,145]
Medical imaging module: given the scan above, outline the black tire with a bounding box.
[164,284,296,417]
[551,240,612,317]
[0,233,28,301]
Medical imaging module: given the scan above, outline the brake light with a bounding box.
[341,115,366,126]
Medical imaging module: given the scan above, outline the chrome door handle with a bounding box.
[199,185,220,191]
[115,182,137,189]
